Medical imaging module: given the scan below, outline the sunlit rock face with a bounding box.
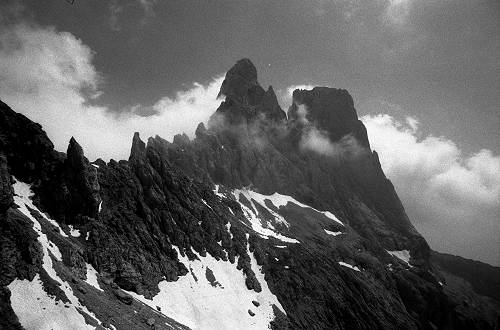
[0,60,499,330]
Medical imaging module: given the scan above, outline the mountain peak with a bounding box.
[211,59,286,127]
[217,58,262,106]
[66,136,86,170]
[130,132,146,161]
[289,87,370,148]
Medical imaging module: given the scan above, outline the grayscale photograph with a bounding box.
[0,0,499,329]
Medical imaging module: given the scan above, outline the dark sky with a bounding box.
[23,0,500,154]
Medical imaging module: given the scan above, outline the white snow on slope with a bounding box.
[234,190,291,228]
[214,185,343,227]
[12,183,68,237]
[202,199,213,210]
[338,261,361,272]
[85,264,103,292]
[68,225,81,237]
[8,275,93,330]
[324,229,342,236]
[213,184,225,198]
[126,244,285,330]
[238,189,344,226]
[387,250,412,268]
[9,179,101,329]
[233,190,299,243]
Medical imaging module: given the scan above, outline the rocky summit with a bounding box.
[1,59,499,330]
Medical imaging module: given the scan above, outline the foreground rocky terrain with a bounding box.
[1,59,499,329]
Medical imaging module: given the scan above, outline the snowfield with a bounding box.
[126,241,285,330]
[214,185,345,244]
[233,189,299,243]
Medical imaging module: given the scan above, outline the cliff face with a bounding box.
[0,60,499,330]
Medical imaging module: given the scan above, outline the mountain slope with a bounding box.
[0,60,499,330]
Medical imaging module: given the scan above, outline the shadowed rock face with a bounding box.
[0,155,13,213]
[64,137,101,221]
[289,87,370,149]
[0,60,499,330]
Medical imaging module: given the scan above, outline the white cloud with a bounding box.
[362,114,500,265]
[0,23,223,161]
[287,100,363,159]
[300,127,334,155]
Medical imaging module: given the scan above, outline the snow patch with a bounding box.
[85,264,103,292]
[233,190,299,243]
[91,163,99,168]
[12,181,68,238]
[237,189,344,226]
[213,184,225,198]
[324,229,342,236]
[98,201,102,213]
[338,261,361,272]
[68,225,81,237]
[202,199,213,210]
[226,222,234,240]
[387,250,412,267]
[125,245,285,330]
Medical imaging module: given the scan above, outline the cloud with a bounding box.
[0,22,223,161]
[362,114,500,265]
[292,102,363,159]
[300,127,362,158]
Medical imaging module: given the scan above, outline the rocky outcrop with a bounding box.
[0,208,44,330]
[0,100,63,185]
[0,155,13,213]
[64,137,101,221]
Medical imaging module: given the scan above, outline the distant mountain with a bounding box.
[1,59,499,330]
[431,251,500,303]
